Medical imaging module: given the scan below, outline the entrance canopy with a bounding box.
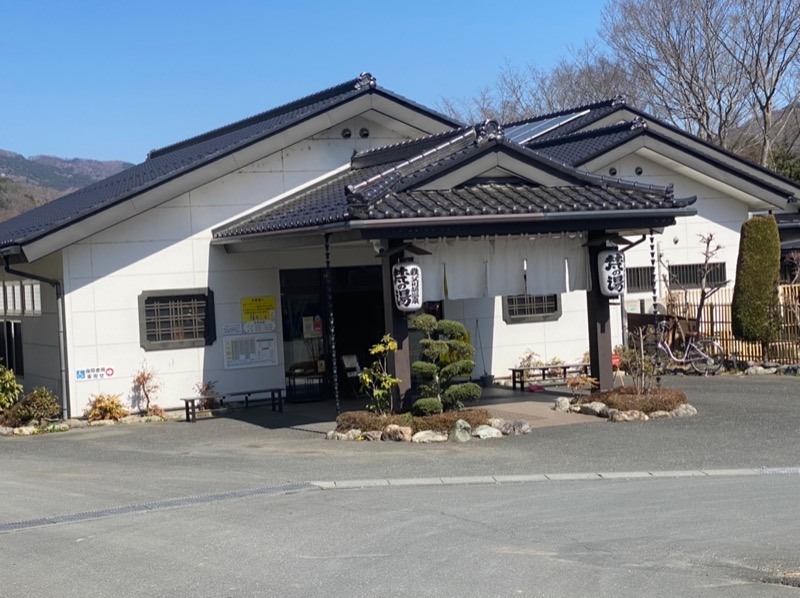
[212,120,696,251]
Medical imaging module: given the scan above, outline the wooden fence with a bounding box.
[665,284,800,363]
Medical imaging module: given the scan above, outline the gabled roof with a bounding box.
[214,121,695,241]
[526,116,798,209]
[0,73,461,259]
[517,98,800,207]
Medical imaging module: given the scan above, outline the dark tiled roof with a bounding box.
[526,120,646,166]
[215,123,693,239]
[368,182,685,220]
[0,73,461,250]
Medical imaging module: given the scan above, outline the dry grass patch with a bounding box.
[581,386,687,413]
[336,408,492,435]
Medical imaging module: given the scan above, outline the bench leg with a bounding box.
[184,400,196,423]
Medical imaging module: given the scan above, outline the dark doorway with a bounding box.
[280,265,384,401]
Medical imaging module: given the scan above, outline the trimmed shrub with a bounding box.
[1,387,60,427]
[84,393,130,422]
[0,365,23,411]
[587,386,687,413]
[731,215,781,360]
[410,315,481,411]
[442,382,482,409]
[335,408,491,435]
[412,398,443,416]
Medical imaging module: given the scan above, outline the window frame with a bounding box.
[667,262,727,289]
[502,294,561,324]
[138,288,216,351]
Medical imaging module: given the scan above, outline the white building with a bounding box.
[0,75,795,417]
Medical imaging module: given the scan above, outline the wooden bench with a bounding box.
[180,396,214,423]
[509,363,589,391]
[219,388,285,413]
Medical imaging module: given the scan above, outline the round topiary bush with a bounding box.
[412,398,443,416]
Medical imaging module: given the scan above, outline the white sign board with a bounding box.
[223,333,278,369]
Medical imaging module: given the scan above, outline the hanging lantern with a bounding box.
[392,262,423,311]
[598,249,626,297]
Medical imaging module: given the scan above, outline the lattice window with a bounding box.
[503,294,561,324]
[667,263,727,289]
[139,289,215,350]
[626,266,655,293]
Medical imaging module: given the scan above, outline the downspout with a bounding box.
[3,256,70,419]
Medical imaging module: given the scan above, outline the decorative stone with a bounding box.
[326,429,362,440]
[554,397,571,412]
[13,426,38,435]
[472,424,503,439]
[498,419,532,435]
[382,424,412,442]
[778,364,800,376]
[579,401,609,417]
[488,418,505,428]
[42,423,69,433]
[363,430,383,441]
[121,415,146,424]
[609,410,648,422]
[0,426,13,436]
[648,410,672,419]
[411,430,448,443]
[569,404,582,413]
[745,365,776,375]
[65,418,89,428]
[670,404,698,418]
[448,419,472,443]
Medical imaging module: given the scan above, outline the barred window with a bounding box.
[502,294,561,324]
[0,280,42,316]
[667,263,727,289]
[138,289,215,350]
[626,266,655,293]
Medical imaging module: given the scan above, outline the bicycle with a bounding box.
[651,321,726,375]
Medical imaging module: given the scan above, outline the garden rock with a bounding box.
[41,423,69,433]
[13,426,37,435]
[382,424,412,442]
[609,410,649,422]
[326,429,362,441]
[449,419,472,443]
[488,418,505,428]
[579,402,609,417]
[65,418,88,428]
[648,411,672,419]
[671,404,698,418]
[411,430,448,443]
[554,397,571,412]
[778,364,800,376]
[499,419,532,435]
[0,426,13,436]
[745,365,777,375]
[363,430,383,441]
[88,420,116,426]
[472,424,503,439]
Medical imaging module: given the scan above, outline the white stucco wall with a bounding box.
[447,154,754,379]
[0,252,64,397]
[60,115,411,416]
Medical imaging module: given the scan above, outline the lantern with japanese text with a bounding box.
[598,250,625,297]
[392,262,423,311]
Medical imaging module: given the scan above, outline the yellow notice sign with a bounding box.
[241,296,276,322]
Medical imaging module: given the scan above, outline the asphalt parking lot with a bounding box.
[2,373,799,523]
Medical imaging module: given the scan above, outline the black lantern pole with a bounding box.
[324,233,341,415]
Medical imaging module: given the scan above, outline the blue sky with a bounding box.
[1,0,605,163]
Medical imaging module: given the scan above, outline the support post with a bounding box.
[586,234,614,391]
[323,234,341,415]
[380,239,411,410]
